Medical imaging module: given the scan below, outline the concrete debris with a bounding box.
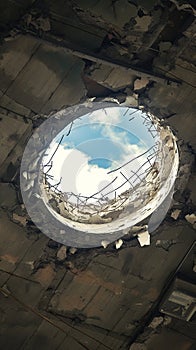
[129,343,147,350]
[87,215,112,224]
[89,64,136,90]
[101,240,110,249]
[163,316,172,326]
[135,15,152,32]
[57,246,67,261]
[149,316,164,329]
[134,77,149,91]
[23,180,34,192]
[69,247,77,255]
[171,209,181,220]
[121,93,138,107]
[25,14,51,32]
[12,213,27,226]
[86,0,137,28]
[156,239,177,251]
[66,261,78,274]
[22,171,28,180]
[115,239,123,249]
[137,229,150,247]
[131,225,148,233]
[101,97,119,104]
[185,213,196,225]
[169,0,196,16]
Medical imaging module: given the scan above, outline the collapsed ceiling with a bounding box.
[0,1,196,349]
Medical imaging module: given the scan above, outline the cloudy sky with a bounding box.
[42,107,157,203]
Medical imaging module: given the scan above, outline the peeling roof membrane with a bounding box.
[20,102,179,248]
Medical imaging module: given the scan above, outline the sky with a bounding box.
[42,107,157,203]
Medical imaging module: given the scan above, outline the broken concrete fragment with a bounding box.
[134,77,149,91]
[169,0,196,16]
[156,239,177,251]
[131,225,148,233]
[171,209,181,220]
[115,239,123,249]
[22,171,28,180]
[121,92,138,107]
[135,16,152,32]
[137,229,150,247]
[88,214,112,224]
[84,0,137,28]
[185,213,196,225]
[24,14,51,32]
[12,212,27,226]
[149,316,163,329]
[69,247,77,255]
[57,245,67,261]
[101,240,110,249]
[163,316,172,326]
[88,64,136,90]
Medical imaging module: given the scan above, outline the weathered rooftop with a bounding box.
[0,1,196,349]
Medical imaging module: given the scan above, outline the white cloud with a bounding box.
[42,142,131,202]
[90,107,121,125]
[42,108,155,203]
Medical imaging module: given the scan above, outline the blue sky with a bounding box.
[55,107,155,170]
[44,107,157,201]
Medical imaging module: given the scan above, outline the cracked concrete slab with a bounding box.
[75,0,138,29]
[0,113,31,167]
[88,64,136,90]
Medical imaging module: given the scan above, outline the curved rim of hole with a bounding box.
[20,101,179,248]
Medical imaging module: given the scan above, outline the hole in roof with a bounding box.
[20,103,179,247]
[42,107,158,205]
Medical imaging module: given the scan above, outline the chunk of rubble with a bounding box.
[12,213,27,226]
[171,209,181,220]
[156,239,177,251]
[149,316,163,329]
[121,92,138,107]
[185,213,196,225]
[69,247,77,255]
[134,77,149,91]
[131,225,148,233]
[57,246,67,261]
[137,228,150,247]
[163,316,172,326]
[101,240,110,249]
[115,239,123,249]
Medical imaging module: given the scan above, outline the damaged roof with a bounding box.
[0,1,196,349]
